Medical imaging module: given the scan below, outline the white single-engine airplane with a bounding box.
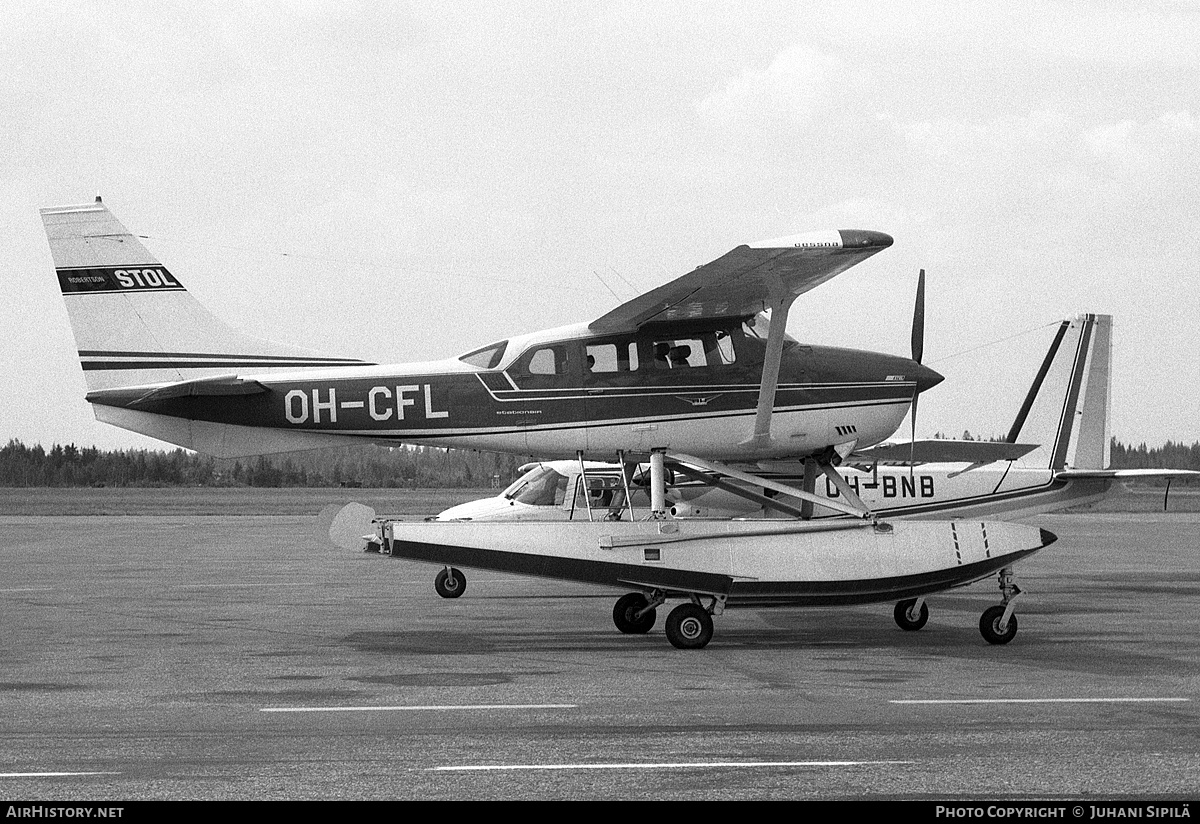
[442,313,1196,524]
[45,198,1061,649]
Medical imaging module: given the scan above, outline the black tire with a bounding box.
[613,592,656,634]
[894,598,929,631]
[434,567,466,599]
[664,603,714,650]
[979,604,1017,645]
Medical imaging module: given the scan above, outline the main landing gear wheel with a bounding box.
[979,604,1018,645]
[612,592,656,634]
[665,603,714,650]
[434,567,466,599]
[894,598,929,631]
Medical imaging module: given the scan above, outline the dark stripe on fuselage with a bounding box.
[278,397,911,441]
[82,360,374,370]
[79,349,371,364]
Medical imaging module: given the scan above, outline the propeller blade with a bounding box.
[909,393,919,475]
[909,269,926,474]
[911,268,925,365]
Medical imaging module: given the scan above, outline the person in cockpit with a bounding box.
[654,342,671,368]
[668,345,691,368]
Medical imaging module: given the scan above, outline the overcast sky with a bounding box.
[3,0,1198,453]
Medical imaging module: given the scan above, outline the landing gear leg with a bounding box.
[648,450,669,520]
[979,566,1022,644]
[434,566,466,599]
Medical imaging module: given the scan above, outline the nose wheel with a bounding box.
[893,597,929,631]
[979,566,1022,645]
[434,567,466,599]
[980,604,1018,644]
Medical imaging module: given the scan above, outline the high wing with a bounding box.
[589,229,894,333]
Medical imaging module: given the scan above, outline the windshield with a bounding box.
[458,339,509,368]
[502,465,569,506]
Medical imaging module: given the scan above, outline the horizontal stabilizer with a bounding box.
[852,440,1040,465]
[125,374,267,407]
[1055,468,1200,480]
[85,374,267,409]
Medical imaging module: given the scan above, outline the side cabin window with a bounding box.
[582,339,641,387]
[585,341,638,374]
[645,327,741,371]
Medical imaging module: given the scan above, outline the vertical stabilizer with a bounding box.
[42,200,369,392]
[1007,314,1111,470]
[1068,315,1111,469]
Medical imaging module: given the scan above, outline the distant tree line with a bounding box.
[0,437,1197,488]
[1109,439,1200,471]
[0,440,525,488]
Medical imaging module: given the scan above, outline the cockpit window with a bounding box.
[742,312,798,349]
[458,340,508,369]
[526,345,569,376]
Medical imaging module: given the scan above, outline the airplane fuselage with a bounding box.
[671,463,1115,521]
[88,319,939,461]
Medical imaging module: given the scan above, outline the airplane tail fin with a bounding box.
[42,199,369,392]
[1006,314,1112,471]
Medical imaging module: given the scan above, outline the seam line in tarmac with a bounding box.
[890,698,1190,704]
[431,760,913,772]
[260,703,577,713]
[0,772,121,778]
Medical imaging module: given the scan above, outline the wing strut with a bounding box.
[818,462,873,515]
[743,292,794,450]
[668,461,810,519]
[668,451,873,520]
